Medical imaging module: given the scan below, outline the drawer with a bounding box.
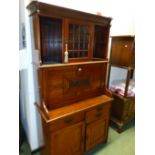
[49,112,84,131]
[86,103,110,124]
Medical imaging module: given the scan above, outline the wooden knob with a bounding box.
[96,112,102,117]
[78,67,82,72]
[65,118,72,124]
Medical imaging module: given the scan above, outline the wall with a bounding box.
[38,0,135,35]
[19,0,43,151]
[100,0,135,36]
[19,0,26,50]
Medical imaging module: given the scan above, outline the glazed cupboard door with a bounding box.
[64,19,94,62]
[86,119,108,151]
[51,122,85,155]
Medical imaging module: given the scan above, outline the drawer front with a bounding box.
[49,112,84,131]
[86,103,110,124]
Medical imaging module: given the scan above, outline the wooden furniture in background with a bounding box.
[110,91,135,133]
[108,36,135,133]
[109,66,135,133]
[110,36,135,68]
[27,1,113,154]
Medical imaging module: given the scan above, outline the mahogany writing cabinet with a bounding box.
[27,1,113,154]
[108,36,135,133]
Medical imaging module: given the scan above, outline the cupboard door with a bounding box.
[110,36,134,67]
[86,119,108,151]
[64,19,94,62]
[51,122,85,155]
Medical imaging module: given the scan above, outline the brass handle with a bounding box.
[96,112,102,117]
[64,118,73,124]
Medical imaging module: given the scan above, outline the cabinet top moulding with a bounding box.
[27,1,112,25]
[110,35,135,42]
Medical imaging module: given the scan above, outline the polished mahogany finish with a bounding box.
[108,35,135,132]
[93,25,110,59]
[27,1,112,154]
[51,122,85,155]
[110,36,135,68]
[27,1,112,64]
[27,1,111,25]
[36,95,112,155]
[40,16,63,63]
[110,93,135,133]
[39,62,107,109]
[86,119,108,151]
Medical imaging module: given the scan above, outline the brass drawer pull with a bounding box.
[64,118,73,124]
[96,106,103,112]
[96,112,102,117]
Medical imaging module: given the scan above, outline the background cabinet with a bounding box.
[108,36,135,132]
[110,36,135,68]
[110,93,135,132]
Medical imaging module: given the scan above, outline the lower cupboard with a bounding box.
[37,95,112,155]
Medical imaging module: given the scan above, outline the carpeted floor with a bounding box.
[20,122,135,155]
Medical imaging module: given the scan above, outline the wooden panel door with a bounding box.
[51,122,85,155]
[86,119,108,151]
[110,36,134,67]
